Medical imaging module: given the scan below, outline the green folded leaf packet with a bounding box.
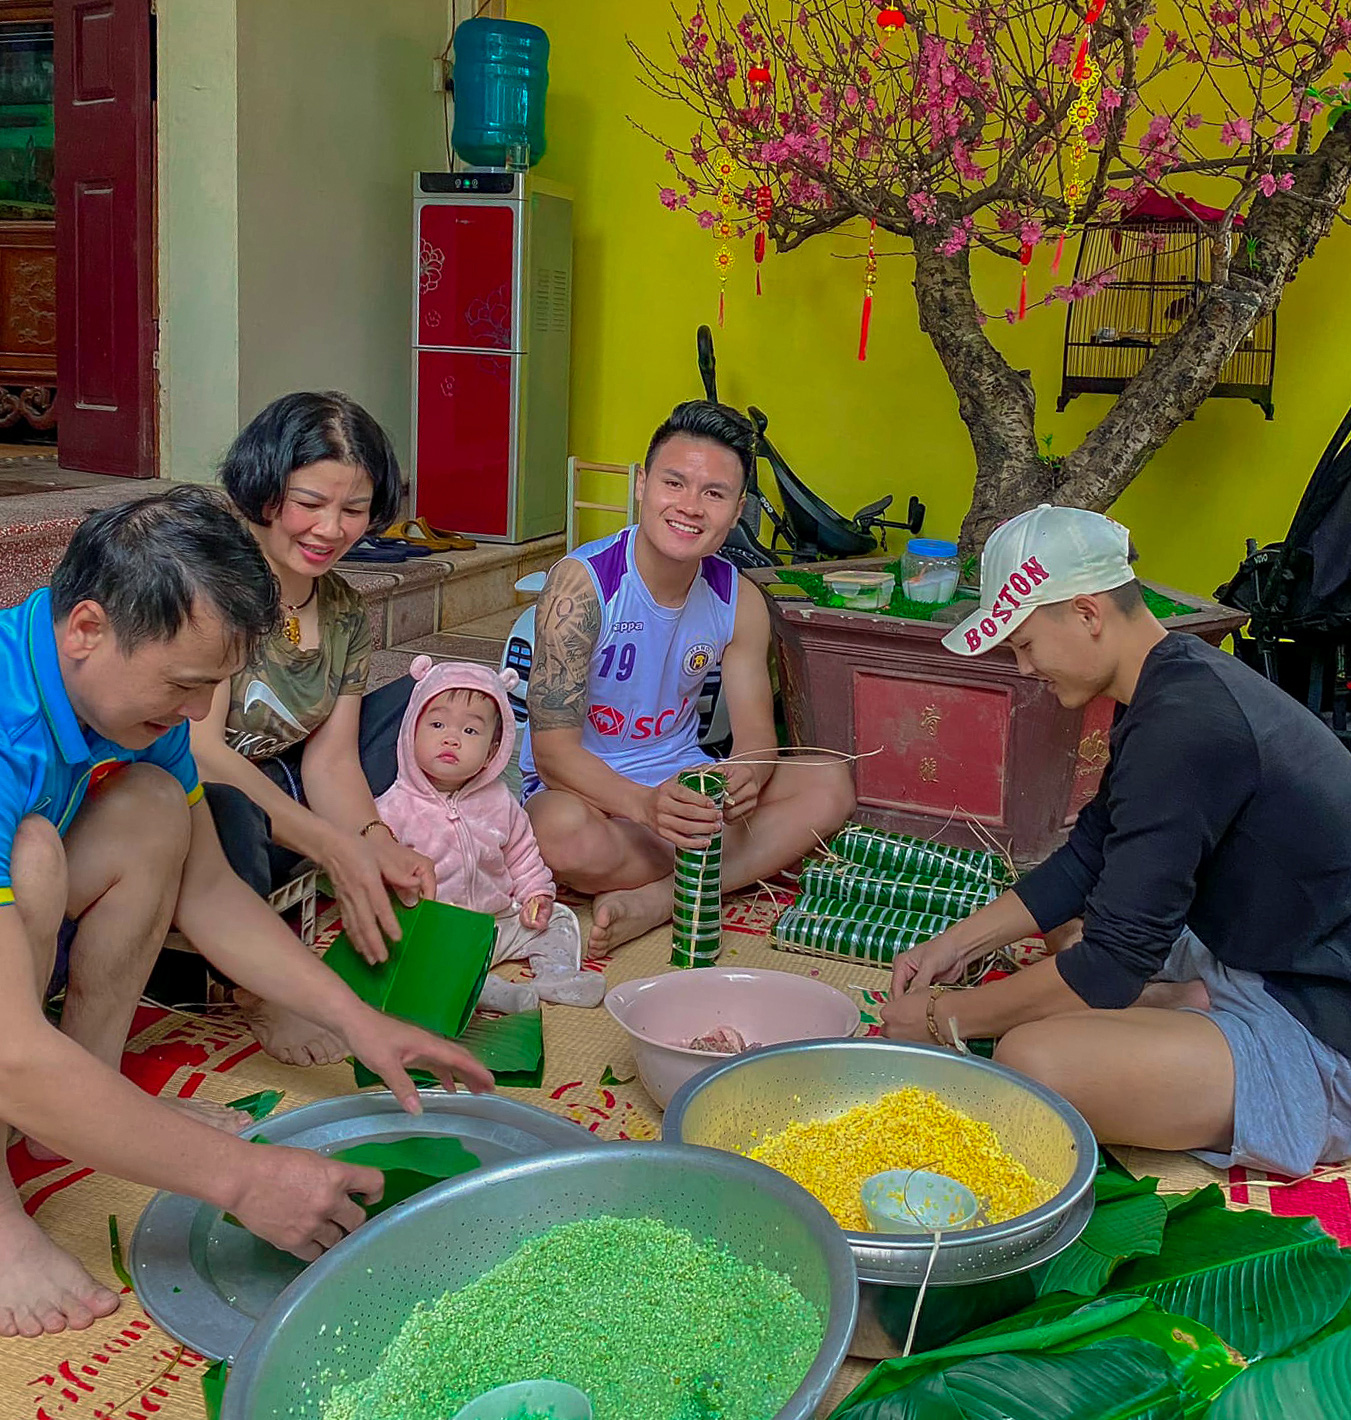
[326,898,545,1087]
[324,898,496,1038]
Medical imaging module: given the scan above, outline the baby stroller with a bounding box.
[1216,403,1351,748]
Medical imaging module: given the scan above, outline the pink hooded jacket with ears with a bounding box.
[374,656,554,915]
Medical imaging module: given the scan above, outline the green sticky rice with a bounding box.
[320,1216,824,1420]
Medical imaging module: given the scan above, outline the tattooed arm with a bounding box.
[528,558,657,823]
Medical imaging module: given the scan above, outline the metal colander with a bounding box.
[221,1143,859,1420]
[663,1039,1096,1289]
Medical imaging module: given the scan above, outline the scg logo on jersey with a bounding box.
[631,697,690,740]
[587,704,626,736]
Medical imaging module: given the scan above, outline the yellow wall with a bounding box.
[510,0,1351,597]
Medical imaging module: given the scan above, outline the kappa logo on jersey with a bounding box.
[588,704,627,737]
[683,641,715,677]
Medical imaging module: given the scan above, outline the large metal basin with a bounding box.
[130,1090,599,1362]
[222,1143,859,1420]
[664,1038,1095,1355]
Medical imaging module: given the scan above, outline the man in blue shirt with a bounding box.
[0,488,492,1339]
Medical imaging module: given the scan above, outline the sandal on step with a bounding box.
[364,533,435,558]
[392,516,477,552]
[340,537,417,564]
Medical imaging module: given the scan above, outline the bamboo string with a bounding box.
[103,1343,188,1417]
[902,1229,945,1357]
[1218,1163,1351,1194]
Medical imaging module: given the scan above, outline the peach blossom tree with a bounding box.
[634,0,1351,549]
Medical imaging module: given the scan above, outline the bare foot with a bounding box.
[26,1095,248,1162]
[0,1200,120,1337]
[588,878,675,957]
[1139,979,1212,1012]
[235,990,348,1066]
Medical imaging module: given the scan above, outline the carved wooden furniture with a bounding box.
[750,564,1247,865]
[0,2,53,432]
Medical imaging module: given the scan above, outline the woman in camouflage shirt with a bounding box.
[192,392,435,1065]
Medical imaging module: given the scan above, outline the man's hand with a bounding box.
[648,771,722,850]
[719,760,765,824]
[880,985,935,1042]
[227,1144,382,1261]
[519,894,553,930]
[343,1008,495,1113]
[890,929,975,996]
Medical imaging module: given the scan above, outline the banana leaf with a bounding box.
[1162,1183,1225,1217]
[331,1136,480,1218]
[837,1337,1191,1420]
[833,1297,1150,1415]
[1205,1324,1351,1419]
[1034,1191,1170,1297]
[833,1299,1242,1420]
[965,1298,1241,1414]
[1109,1205,1351,1359]
[225,1088,284,1122]
[1095,1168,1164,1205]
[202,1359,228,1420]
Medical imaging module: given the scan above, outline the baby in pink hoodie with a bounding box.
[376,656,605,1012]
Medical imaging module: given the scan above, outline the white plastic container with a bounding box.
[823,569,895,611]
[901,539,960,603]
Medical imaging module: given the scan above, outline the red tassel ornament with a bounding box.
[1016,240,1033,322]
[1051,233,1066,274]
[754,185,772,297]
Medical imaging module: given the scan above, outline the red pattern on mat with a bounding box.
[1227,1164,1351,1245]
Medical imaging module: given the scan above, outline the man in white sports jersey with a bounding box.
[521,401,856,955]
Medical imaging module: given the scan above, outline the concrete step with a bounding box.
[394,627,511,671]
[338,554,455,650]
[436,535,561,630]
[339,534,562,651]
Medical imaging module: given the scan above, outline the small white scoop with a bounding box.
[451,1379,593,1420]
[861,1168,979,1234]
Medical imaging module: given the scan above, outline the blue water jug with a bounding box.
[451,18,549,169]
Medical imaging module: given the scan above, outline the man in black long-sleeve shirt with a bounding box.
[881,505,1351,1176]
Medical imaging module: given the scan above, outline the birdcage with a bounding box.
[1058,192,1276,419]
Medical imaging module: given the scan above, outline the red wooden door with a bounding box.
[54,0,155,476]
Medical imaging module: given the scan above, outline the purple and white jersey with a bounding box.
[519,527,739,788]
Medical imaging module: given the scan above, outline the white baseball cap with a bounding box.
[941,505,1134,657]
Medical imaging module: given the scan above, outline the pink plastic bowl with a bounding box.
[604,967,862,1109]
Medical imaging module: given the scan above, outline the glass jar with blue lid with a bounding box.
[901,538,960,603]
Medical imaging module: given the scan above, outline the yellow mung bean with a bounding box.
[747,1086,1049,1230]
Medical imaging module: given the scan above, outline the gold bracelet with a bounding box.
[359,819,394,841]
[926,985,956,1048]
